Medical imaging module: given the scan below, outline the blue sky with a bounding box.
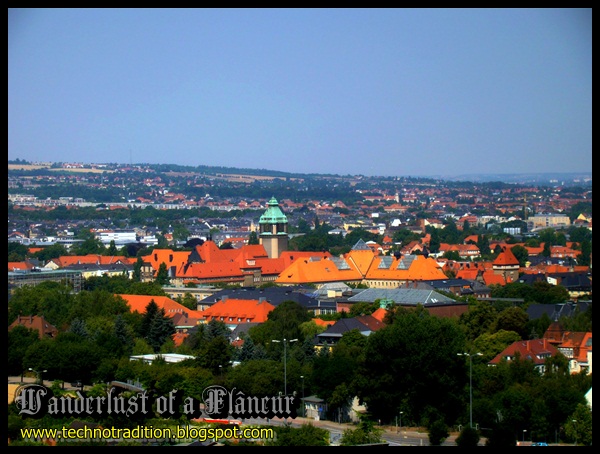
[8,8,591,177]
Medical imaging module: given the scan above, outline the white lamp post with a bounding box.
[272,338,297,396]
[396,411,403,433]
[300,375,305,417]
[457,352,482,428]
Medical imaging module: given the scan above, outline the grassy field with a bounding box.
[8,164,111,173]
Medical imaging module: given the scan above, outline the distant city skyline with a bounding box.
[8,8,592,178]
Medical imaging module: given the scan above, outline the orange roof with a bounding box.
[199,298,275,324]
[141,249,190,273]
[493,247,519,266]
[51,254,136,267]
[313,318,335,328]
[482,271,511,286]
[117,294,203,318]
[371,307,388,322]
[558,332,592,363]
[279,251,332,269]
[276,251,447,286]
[8,261,35,272]
[365,255,447,281]
[455,269,479,280]
[463,235,479,244]
[142,241,307,283]
[345,248,378,274]
[275,255,363,285]
[172,331,188,347]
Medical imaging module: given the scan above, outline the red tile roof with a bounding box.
[493,247,520,266]
[117,294,203,319]
[9,315,58,338]
[199,298,275,325]
[488,338,558,366]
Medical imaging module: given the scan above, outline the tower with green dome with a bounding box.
[258,196,289,259]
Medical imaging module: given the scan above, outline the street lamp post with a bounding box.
[396,411,403,434]
[457,352,482,428]
[300,375,305,417]
[523,430,527,443]
[272,338,297,396]
[28,367,47,385]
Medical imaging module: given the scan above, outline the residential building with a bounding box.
[488,339,560,374]
[8,315,59,339]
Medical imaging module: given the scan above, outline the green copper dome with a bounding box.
[259,197,288,224]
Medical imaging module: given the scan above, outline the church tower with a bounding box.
[259,197,288,259]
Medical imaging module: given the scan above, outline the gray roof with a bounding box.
[526,301,591,321]
[310,282,352,297]
[347,288,456,305]
[319,318,372,336]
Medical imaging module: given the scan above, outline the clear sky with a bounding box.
[8,8,592,178]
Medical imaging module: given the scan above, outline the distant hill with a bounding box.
[439,172,592,186]
[8,160,592,187]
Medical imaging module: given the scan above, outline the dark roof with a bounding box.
[199,286,318,308]
[517,274,547,285]
[347,288,457,306]
[318,315,385,337]
[229,322,260,340]
[549,272,592,290]
[418,278,491,294]
[526,301,591,321]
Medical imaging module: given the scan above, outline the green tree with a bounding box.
[72,236,104,255]
[443,250,461,261]
[339,417,384,446]
[266,423,330,446]
[114,314,135,356]
[493,306,529,339]
[455,426,480,447]
[8,325,41,375]
[177,292,198,311]
[226,359,283,396]
[139,300,176,352]
[428,419,449,445]
[236,333,257,362]
[459,299,499,341]
[155,262,170,285]
[250,300,312,348]
[33,243,69,262]
[248,231,259,245]
[542,242,552,258]
[355,307,466,425]
[476,234,491,257]
[8,241,29,261]
[312,331,364,413]
[576,239,591,266]
[564,403,592,446]
[172,223,190,242]
[196,336,234,375]
[428,227,441,253]
[107,240,118,256]
[133,257,143,282]
[472,329,522,360]
[510,244,529,266]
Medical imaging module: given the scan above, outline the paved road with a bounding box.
[247,415,464,446]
